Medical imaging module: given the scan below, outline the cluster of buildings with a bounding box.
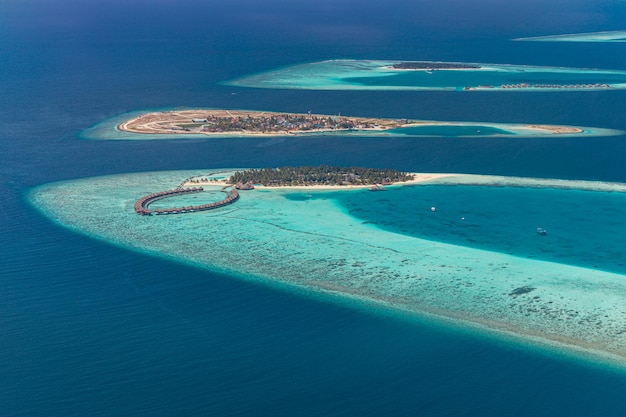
[500,83,611,89]
[197,114,371,133]
[466,83,612,90]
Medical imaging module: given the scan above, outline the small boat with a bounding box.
[536,227,547,235]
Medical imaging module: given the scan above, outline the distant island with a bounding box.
[391,62,481,70]
[228,166,415,187]
[115,109,598,139]
[118,109,416,136]
[225,59,626,92]
[514,30,626,42]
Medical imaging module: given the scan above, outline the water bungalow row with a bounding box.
[500,83,611,89]
[134,187,207,215]
[152,189,239,215]
[465,83,611,90]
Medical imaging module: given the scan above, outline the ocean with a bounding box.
[2,0,626,415]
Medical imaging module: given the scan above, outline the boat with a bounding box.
[536,227,547,235]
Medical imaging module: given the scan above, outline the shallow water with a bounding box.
[227,59,626,91]
[30,170,626,364]
[387,124,513,136]
[334,182,626,274]
[5,0,626,415]
[83,110,622,141]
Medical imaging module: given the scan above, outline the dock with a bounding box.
[134,186,239,215]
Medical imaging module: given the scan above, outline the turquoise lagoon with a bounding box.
[225,59,626,91]
[82,110,621,140]
[30,170,626,364]
[515,30,626,42]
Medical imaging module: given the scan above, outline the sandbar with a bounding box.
[514,30,626,42]
[522,125,583,134]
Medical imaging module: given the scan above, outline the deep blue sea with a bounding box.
[3,1,626,415]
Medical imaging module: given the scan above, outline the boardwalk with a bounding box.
[134,187,239,215]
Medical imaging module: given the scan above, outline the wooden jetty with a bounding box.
[134,186,239,215]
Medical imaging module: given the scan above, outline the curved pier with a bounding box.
[134,187,239,215]
[464,83,611,91]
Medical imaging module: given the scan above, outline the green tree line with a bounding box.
[229,166,414,186]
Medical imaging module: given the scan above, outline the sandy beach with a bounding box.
[523,124,584,134]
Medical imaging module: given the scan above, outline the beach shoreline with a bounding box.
[182,172,453,189]
[182,171,626,193]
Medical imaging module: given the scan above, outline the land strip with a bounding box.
[118,109,415,136]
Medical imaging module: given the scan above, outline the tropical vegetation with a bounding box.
[229,166,414,186]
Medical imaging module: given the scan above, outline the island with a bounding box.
[228,166,415,187]
[224,59,626,92]
[134,166,420,215]
[30,168,626,365]
[110,109,618,139]
[118,109,415,136]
